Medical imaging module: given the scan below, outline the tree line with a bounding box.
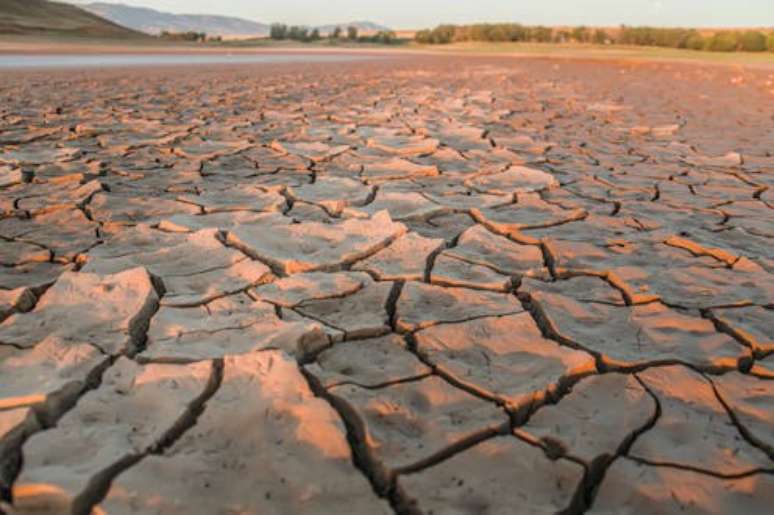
[159,30,222,43]
[415,24,774,52]
[270,24,397,44]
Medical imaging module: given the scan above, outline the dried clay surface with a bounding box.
[0,55,772,514]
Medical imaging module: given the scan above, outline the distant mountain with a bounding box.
[0,0,146,38]
[82,2,271,37]
[79,3,390,39]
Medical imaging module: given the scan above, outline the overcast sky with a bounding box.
[70,1,774,28]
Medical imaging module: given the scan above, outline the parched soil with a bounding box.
[0,55,772,514]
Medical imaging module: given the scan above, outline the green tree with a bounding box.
[287,26,310,41]
[531,26,553,43]
[411,23,763,53]
[426,25,454,44]
[487,24,511,42]
[347,26,358,40]
[555,30,571,43]
[310,28,321,41]
[270,23,288,40]
[373,31,396,44]
[331,26,342,39]
[707,31,739,52]
[415,29,431,44]
[768,33,774,52]
[739,31,767,52]
[571,26,590,43]
[683,32,705,50]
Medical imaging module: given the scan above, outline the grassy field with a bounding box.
[188,39,774,67]
[218,39,774,68]
[409,41,774,66]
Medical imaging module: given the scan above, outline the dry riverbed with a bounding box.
[0,54,773,514]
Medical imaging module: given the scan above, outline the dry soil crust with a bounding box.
[0,55,772,514]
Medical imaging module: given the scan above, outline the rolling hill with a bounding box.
[0,0,146,38]
[82,2,271,37]
[79,3,391,38]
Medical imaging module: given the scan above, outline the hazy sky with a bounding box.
[71,1,774,28]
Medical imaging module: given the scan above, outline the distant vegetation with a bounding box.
[415,24,774,52]
[365,30,399,44]
[159,30,222,42]
[269,24,319,41]
[270,23,398,44]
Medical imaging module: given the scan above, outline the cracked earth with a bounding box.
[0,56,772,514]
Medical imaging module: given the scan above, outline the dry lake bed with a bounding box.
[0,52,772,514]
